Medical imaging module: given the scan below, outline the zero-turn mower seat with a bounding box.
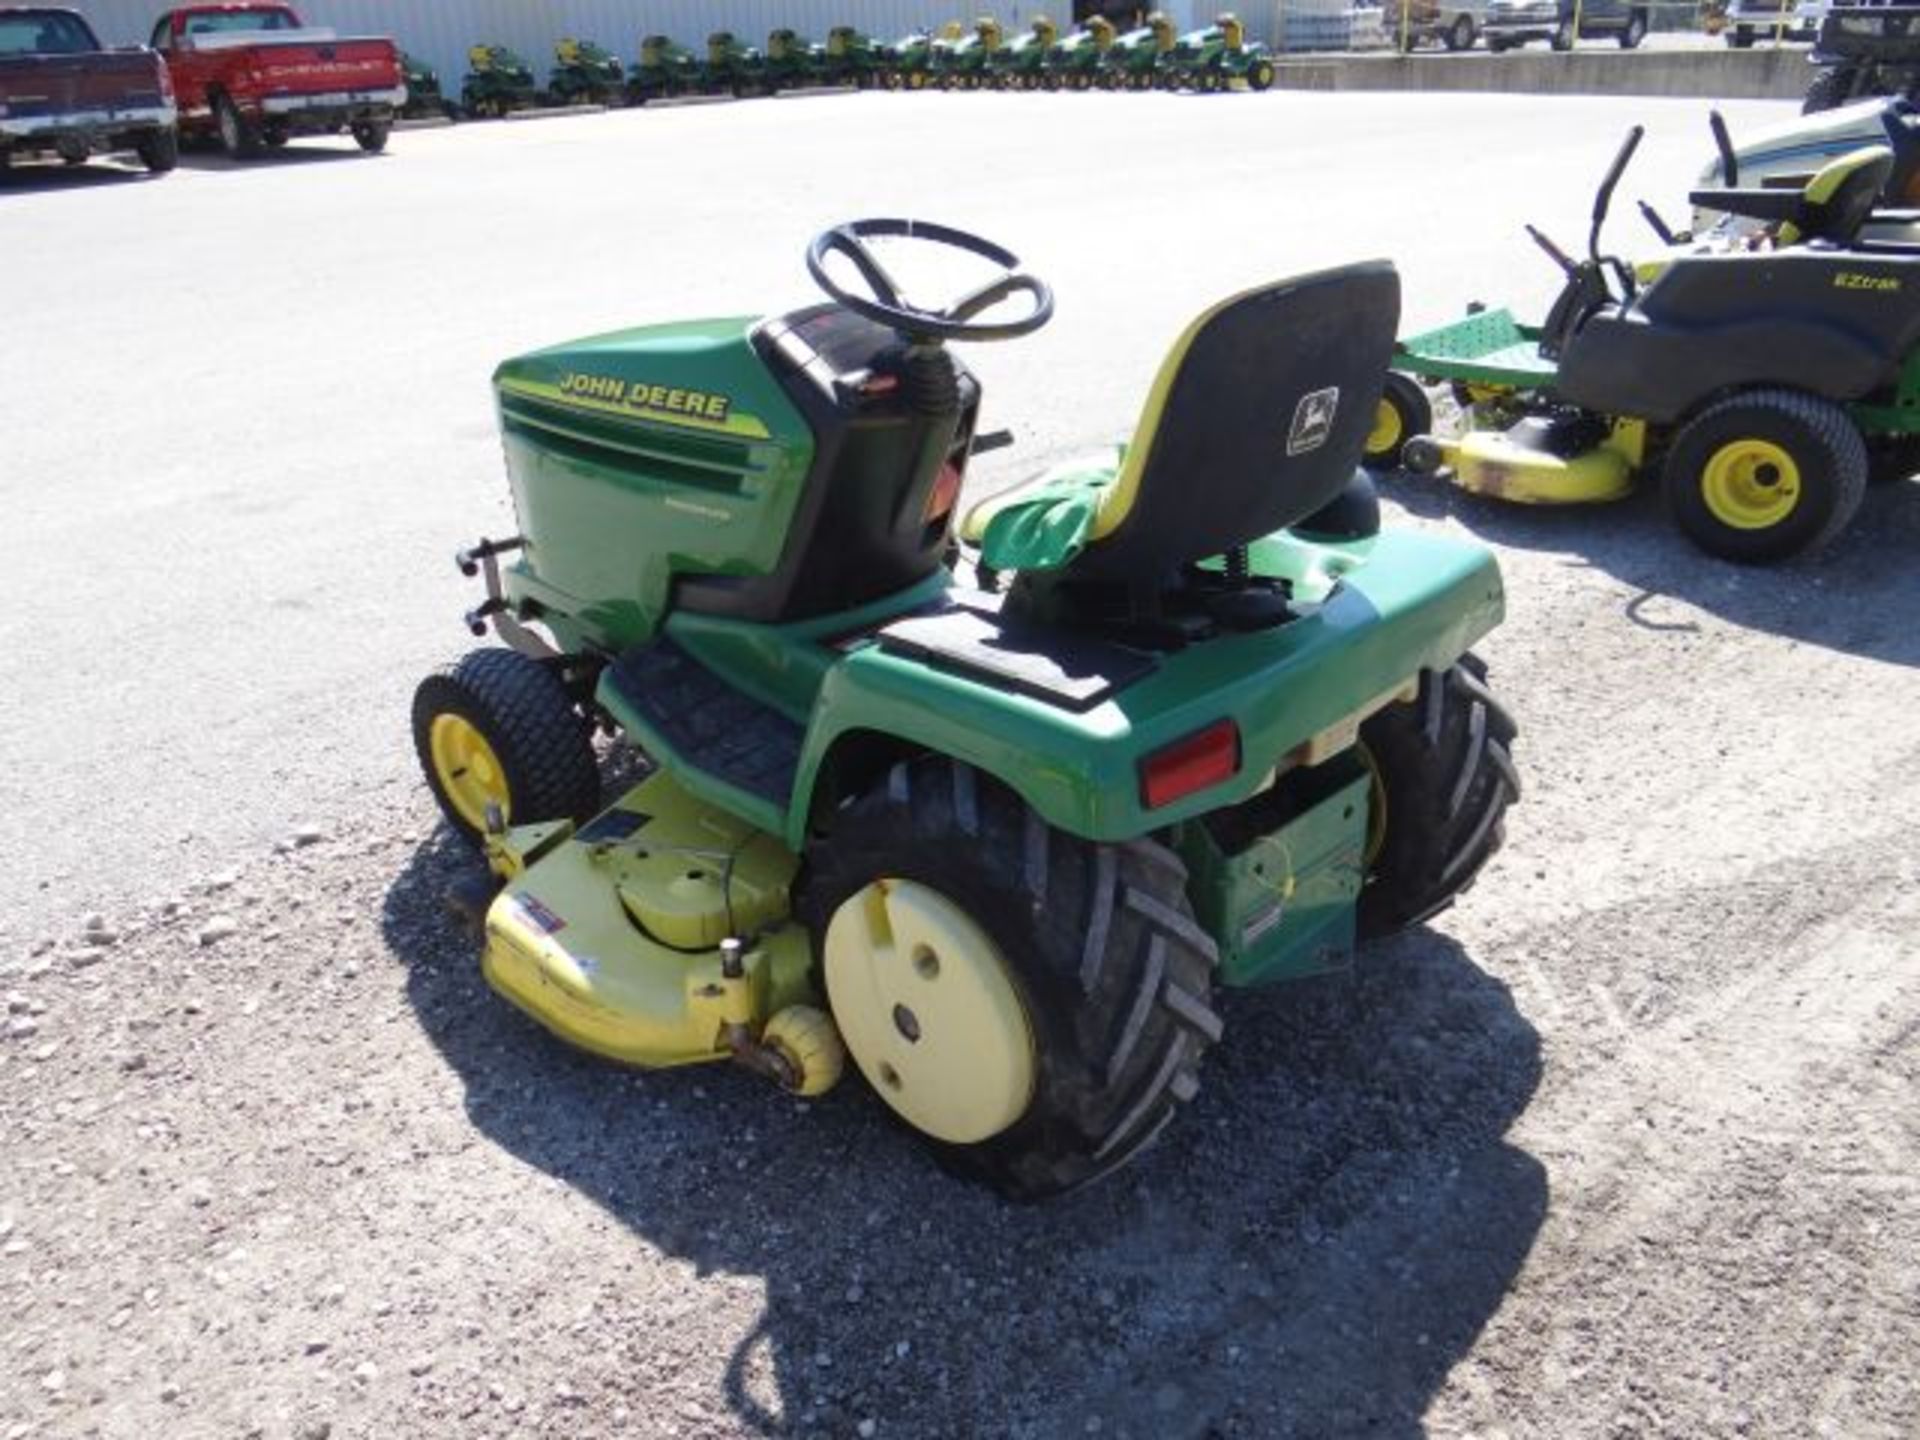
[961,261,1399,580]
[1691,145,1895,249]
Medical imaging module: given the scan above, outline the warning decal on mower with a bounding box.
[509,893,568,936]
[1287,387,1340,457]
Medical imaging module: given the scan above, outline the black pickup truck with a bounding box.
[1805,3,1920,110]
[0,6,178,173]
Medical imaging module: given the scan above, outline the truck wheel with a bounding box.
[1665,389,1868,564]
[136,128,179,173]
[1618,12,1646,48]
[1357,656,1520,939]
[1446,15,1476,50]
[411,649,601,847]
[1363,373,1433,471]
[804,757,1221,1201]
[1487,35,1512,53]
[214,95,264,159]
[351,120,391,153]
[1551,19,1577,50]
[1802,66,1856,114]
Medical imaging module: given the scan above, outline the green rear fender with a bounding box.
[787,530,1506,850]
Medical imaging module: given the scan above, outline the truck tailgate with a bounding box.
[195,34,398,96]
[0,53,167,117]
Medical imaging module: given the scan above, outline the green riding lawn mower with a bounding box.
[461,45,541,118]
[1100,11,1178,89]
[763,30,825,92]
[987,17,1060,88]
[822,27,889,88]
[1045,15,1118,87]
[629,36,698,104]
[411,220,1521,1199]
[880,23,963,89]
[1369,122,1920,563]
[935,17,1006,88]
[547,38,626,107]
[700,32,765,97]
[399,52,451,120]
[1164,13,1276,91]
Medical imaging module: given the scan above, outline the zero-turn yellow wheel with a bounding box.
[1364,372,1433,471]
[1699,439,1802,530]
[1664,389,1867,564]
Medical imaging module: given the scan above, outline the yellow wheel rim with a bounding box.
[823,878,1035,1144]
[1358,743,1389,868]
[1700,439,1802,530]
[1366,398,1404,458]
[428,713,510,832]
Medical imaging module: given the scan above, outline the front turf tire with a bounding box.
[1664,388,1867,564]
[1358,656,1520,939]
[411,648,600,847]
[1363,372,1433,471]
[804,758,1222,1201]
[351,120,391,153]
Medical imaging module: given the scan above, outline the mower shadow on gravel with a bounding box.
[382,826,1546,1438]
[1377,470,1920,668]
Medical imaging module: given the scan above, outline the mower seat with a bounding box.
[961,261,1398,580]
[1691,144,1894,248]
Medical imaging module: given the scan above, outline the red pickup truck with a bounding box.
[0,7,177,174]
[148,2,402,158]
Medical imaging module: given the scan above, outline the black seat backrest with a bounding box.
[1063,261,1400,581]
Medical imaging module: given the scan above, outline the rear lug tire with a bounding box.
[804,757,1221,1201]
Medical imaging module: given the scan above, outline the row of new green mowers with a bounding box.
[398,12,1274,117]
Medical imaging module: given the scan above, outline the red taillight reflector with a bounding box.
[924,459,964,526]
[1140,720,1240,810]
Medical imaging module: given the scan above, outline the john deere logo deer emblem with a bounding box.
[1287,387,1340,457]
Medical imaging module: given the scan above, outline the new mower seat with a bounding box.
[1691,144,1895,248]
[961,261,1399,580]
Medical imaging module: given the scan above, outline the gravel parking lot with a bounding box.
[3,90,1917,1439]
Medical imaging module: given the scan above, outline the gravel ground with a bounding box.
[4,92,1919,1439]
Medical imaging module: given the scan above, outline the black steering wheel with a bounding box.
[806,218,1054,342]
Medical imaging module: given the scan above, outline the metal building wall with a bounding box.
[63,1,1073,97]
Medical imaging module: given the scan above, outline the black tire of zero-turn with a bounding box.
[1551,19,1577,50]
[214,94,263,158]
[1364,371,1434,471]
[1619,12,1646,49]
[1447,15,1476,50]
[411,648,601,847]
[1729,25,1754,49]
[1357,654,1520,940]
[136,127,179,172]
[1802,65,1856,114]
[1663,388,1868,564]
[803,757,1222,1201]
[1247,59,1274,90]
[352,120,390,153]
